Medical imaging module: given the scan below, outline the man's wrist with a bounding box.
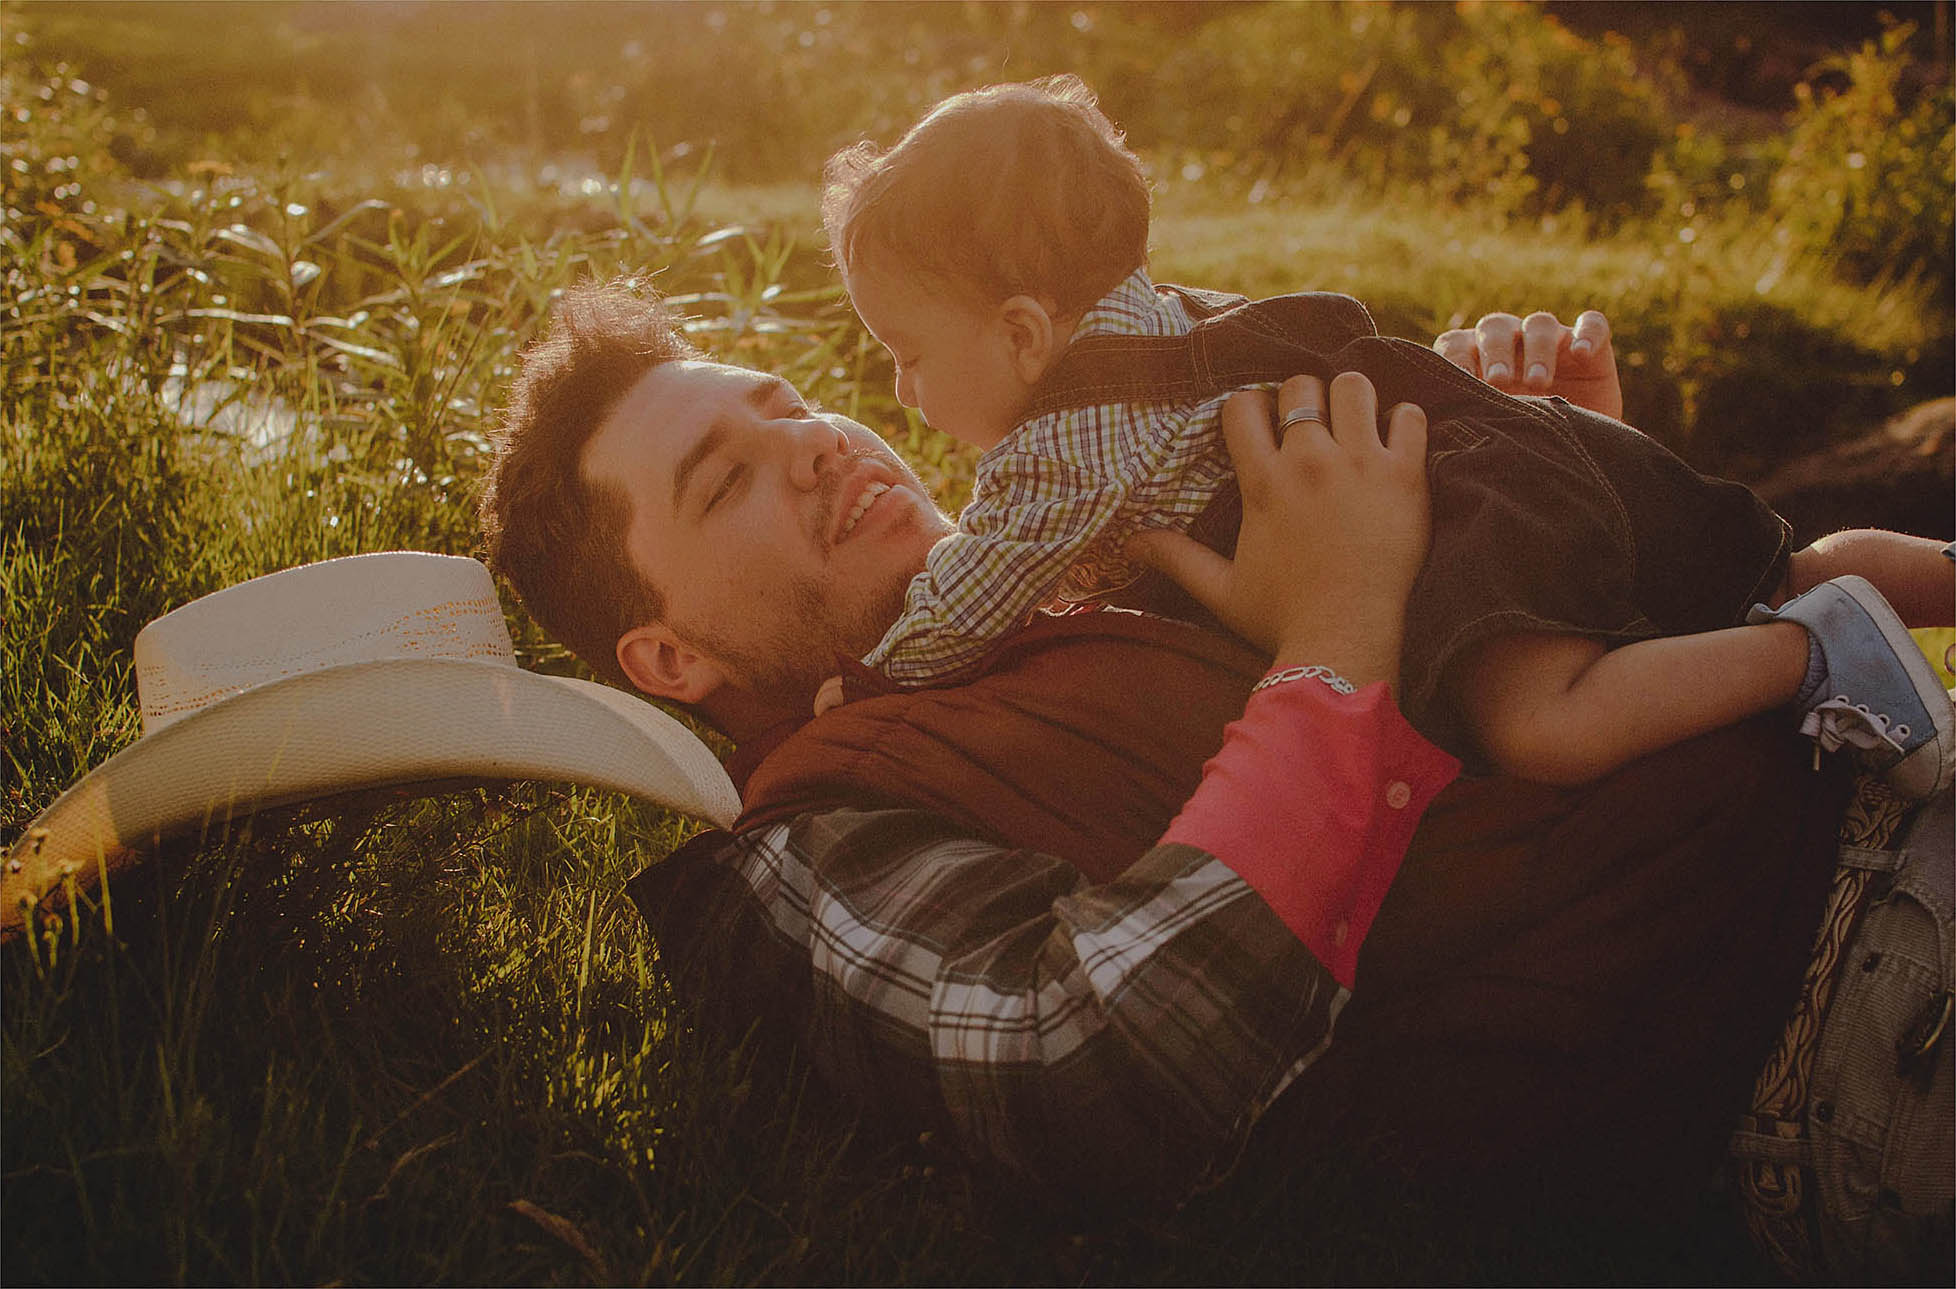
[1252,665,1356,697]
[1271,624,1404,696]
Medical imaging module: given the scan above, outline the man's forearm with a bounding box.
[1163,676,1458,984]
[705,815,1344,1204]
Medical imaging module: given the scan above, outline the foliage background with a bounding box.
[3,2,1951,1284]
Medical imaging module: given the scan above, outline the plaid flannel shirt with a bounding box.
[864,269,1255,685]
[638,682,1457,1204]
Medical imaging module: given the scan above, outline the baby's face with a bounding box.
[845,263,1032,452]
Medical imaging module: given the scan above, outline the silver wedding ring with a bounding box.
[1278,405,1327,433]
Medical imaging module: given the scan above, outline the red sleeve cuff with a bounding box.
[1160,679,1459,987]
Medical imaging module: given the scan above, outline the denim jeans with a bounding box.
[1031,286,1793,760]
[1733,782,1954,1283]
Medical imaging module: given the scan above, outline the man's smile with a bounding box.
[825,456,906,548]
[841,480,894,538]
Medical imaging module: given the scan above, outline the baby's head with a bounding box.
[823,74,1150,449]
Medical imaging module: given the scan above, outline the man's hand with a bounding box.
[1433,309,1622,420]
[1128,373,1429,693]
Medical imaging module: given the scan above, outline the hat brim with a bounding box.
[4,659,740,933]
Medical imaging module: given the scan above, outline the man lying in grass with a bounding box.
[482,291,1448,1182]
[477,273,1947,1271]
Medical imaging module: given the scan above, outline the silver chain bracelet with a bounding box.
[1250,664,1358,696]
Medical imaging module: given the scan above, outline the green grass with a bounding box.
[1149,182,1952,470]
[3,11,1951,1285]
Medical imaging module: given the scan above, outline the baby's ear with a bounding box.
[998,295,1062,385]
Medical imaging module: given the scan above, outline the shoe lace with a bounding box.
[1800,694,1910,756]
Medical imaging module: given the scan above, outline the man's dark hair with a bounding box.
[479,281,701,688]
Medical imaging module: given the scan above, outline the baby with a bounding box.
[817,74,1956,797]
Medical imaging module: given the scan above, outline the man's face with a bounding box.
[582,358,951,707]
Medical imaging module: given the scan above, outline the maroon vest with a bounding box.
[733,609,1263,883]
[729,607,1844,1192]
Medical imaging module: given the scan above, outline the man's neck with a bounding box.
[710,685,826,794]
[704,685,810,748]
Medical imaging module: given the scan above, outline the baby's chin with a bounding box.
[959,418,1022,454]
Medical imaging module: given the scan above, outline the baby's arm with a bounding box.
[865,456,1133,686]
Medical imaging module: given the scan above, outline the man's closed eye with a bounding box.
[704,464,746,515]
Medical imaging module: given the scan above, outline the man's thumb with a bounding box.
[1127,529,1231,616]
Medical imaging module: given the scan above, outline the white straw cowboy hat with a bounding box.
[4,551,739,934]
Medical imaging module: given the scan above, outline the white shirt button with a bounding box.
[1385,780,1413,810]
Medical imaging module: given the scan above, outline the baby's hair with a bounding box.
[823,74,1149,317]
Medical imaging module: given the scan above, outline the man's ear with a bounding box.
[616,623,726,704]
[998,294,1062,385]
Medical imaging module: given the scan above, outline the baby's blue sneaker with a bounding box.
[1748,575,1955,800]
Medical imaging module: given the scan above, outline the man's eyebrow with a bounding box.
[752,376,794,408]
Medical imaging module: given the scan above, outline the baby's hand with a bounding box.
[1433,309,1621,421]
[813,674,847,717]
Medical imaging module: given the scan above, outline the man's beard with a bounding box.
[675,444,940,709]
[676,558,913,709]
